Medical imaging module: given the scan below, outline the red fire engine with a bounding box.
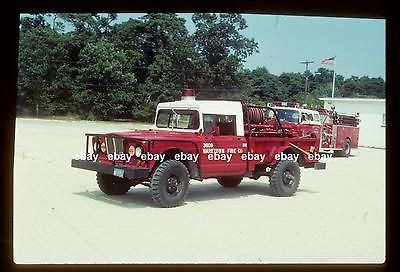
[71,89,326,208]
[317,108,360,157]
[268,101,360,157]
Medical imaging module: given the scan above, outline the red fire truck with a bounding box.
[268,101,360,157]
[71,89,326,208]
[317,108,360,157]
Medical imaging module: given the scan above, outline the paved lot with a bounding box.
[13,118,385,264]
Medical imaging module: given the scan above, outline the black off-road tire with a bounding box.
[150,160,190,208]
[269,160,301,197]
[97,173,131,195]
[217,176,242,187]
[341,138,351,157]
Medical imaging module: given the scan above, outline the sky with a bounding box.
[116,13,385,79]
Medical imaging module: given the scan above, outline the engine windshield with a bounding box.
[272,109,300,123]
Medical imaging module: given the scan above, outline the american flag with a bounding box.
[321,56,336,65]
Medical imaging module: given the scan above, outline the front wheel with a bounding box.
[150,160,190,208]
[269,160,300,197]
[97,173,131,195]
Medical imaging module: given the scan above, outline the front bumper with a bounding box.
[71,159,150,179]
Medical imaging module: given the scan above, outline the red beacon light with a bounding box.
[271,101,300,108]
[181,88,196,101]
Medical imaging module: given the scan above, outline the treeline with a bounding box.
[18,13,385,121]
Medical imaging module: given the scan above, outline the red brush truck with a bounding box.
[71,89,326,207]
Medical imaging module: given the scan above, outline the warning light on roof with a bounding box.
[181,88,196,101]
[272,101,300,108]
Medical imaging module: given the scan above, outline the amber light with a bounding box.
[128,145,135,156]
[92,136,107,154]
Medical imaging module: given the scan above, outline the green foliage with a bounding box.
[278,72,304,97]
[342,75,385,98]
[242,67,288,103]
[18,23,71,116]
[191,13,258,88]
[292,91,323,108]
[73,39,137,120]
[17,13,385,121]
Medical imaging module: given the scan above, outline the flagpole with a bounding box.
[331,56,336,98]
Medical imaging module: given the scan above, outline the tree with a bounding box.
[109,13,196,120]
[191,13,258,91]
[368,77,385,98]
[242,67,288,103]
[292,91,323,108]
[17,13,385,121]
[278,72,304,98]
[57,13,117,36]
[18,16,71,116]
[342,76,385,98]
[19,14,48,32]
[72,39,137,120]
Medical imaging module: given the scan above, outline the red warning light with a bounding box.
[181,89,196,100]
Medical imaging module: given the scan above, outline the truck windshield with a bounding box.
[273,109,300,123]
[156,109,200,129]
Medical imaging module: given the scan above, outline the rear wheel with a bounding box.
[269,160,300,197]
[97,173,131,195]
[150,160,190,208]
[341,138,351,157]
[217,176,242,187]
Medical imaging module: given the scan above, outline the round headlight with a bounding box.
[101,142,107,153]
[135,146,143,158]
[128,145,135,156]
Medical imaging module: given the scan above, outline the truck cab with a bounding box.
[155,95,247,177]
[155,98,245,136]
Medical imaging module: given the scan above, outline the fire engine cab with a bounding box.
[268,101,322,139]
[71,89,325,208]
